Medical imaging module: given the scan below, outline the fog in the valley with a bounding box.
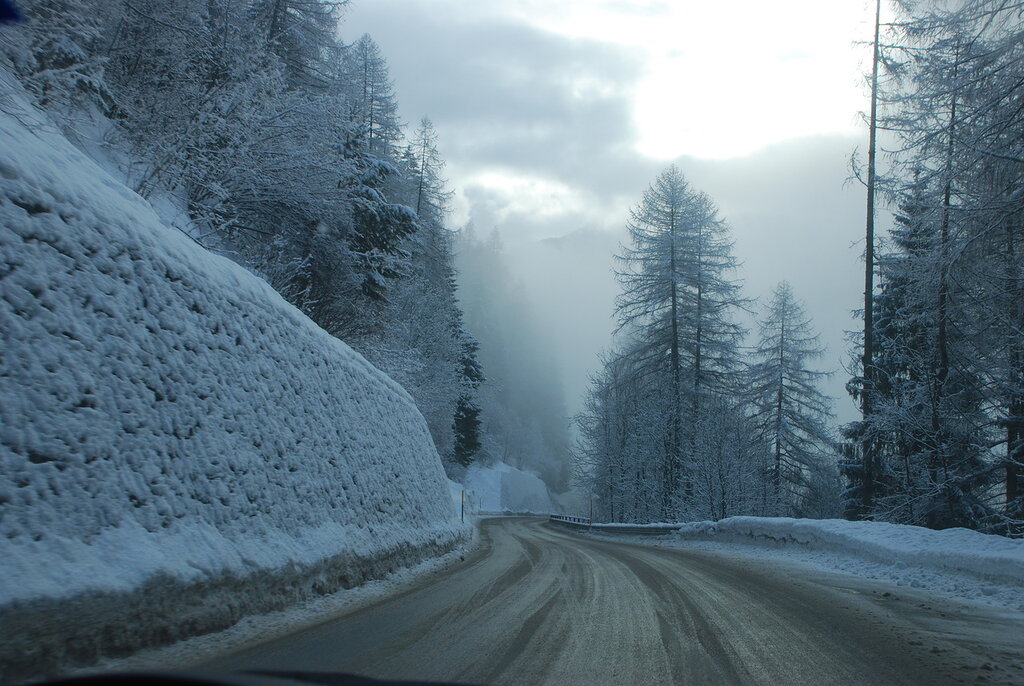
[345,0,878,428]
[499,136,869,426]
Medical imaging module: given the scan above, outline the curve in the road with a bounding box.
[207,517,1024,686]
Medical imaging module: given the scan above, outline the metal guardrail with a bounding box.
[465,506,676,536]
[548,514,681,536]
[479,510,547,517]
[549,514,592,527]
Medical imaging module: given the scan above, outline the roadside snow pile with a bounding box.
[0,76,463,679]
[463,461,554,513]
[673,517,1024,608]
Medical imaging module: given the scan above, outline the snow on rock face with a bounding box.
[0,79,461,609]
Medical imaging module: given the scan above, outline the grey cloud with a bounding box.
[343,0,651,199]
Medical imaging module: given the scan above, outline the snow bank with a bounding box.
[0,75,464,680]
[676,518,1024,585]
[673,517,1024,607]
[462,461,553,513]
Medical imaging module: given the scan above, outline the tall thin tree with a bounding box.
[856,0,883,518]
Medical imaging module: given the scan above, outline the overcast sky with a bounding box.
[343,0,886,423]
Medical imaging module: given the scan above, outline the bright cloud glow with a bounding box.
[466,170,587,220]
[494,0,875,159]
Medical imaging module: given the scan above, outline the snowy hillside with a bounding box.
[674,516,1024,606]
[463,461,555,513]
[0,76,464,679]
[677,517,1024,585]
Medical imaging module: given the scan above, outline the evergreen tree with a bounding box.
[612,165,747,517]
[250,0,343,88]
[855,0,1021,532]
[3,0,110,112]
[343,34,402,155]
[748,282,836,515]
[452,334,484,468]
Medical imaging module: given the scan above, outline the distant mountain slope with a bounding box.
[0,74,464,681]
[463,460,554,513]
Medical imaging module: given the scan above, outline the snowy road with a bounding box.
[207,517,1024,685]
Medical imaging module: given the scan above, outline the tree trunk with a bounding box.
[1005,217,1023,525]
[669,207,681,517]
[775,318,785,498]
[859,0,882,518]
[931,79,957,519]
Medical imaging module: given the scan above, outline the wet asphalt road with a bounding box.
[206,517,1024,685]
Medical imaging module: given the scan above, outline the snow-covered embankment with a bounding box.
[673,517,1024,610]
[0,78,466,681]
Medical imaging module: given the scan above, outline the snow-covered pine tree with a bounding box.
[452,333,484,469]
[333,33,415,312]
[861,0,1021,532]
[250,0,343,88]
[747,281,836,516]
[868,180,987,527]
[944,2,1024,533]
[612,165,747,518]
[2,0,110,113]
[343,34,402,155]
[366,117,483,472]
[860,180,941,523]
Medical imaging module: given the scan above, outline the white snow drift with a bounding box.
[669,517,1024,610]
[678,517,1024,583]
[0,75,464,677]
